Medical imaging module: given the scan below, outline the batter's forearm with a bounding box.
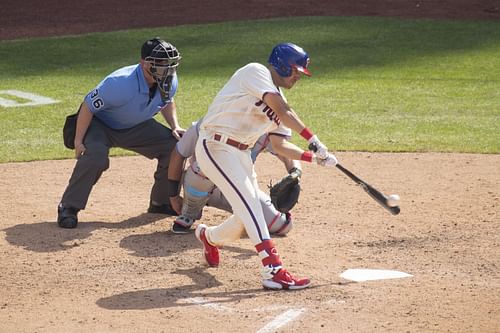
[276,154,301,173]
[263,93,307,134]
[286,159,302,173]
[269,134,305,168]
[282,111,307,134]
[271,140,306,161]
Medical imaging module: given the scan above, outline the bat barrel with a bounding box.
[309,142,400,215]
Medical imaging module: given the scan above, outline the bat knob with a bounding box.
[308,142,317,152]
[390,206,401,215]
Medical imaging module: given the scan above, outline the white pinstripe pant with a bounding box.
[195,133,271,246]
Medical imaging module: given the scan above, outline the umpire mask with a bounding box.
[143,38,181,100]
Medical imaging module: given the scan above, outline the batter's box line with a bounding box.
[182,297,307,333]
[182,296,301,314]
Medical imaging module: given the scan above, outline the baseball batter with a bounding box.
[194,43,338,290]
[167,120,299,236]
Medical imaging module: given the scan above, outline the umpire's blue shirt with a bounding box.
[84,64,178,130]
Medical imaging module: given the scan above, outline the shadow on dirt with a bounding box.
[2,213,256,261]
[1,213,165,253]
[96,267,264,310]
[119,231,254,259]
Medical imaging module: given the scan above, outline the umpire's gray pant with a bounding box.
[60,117,176,210]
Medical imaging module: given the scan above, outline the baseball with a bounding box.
[387,194,400,207]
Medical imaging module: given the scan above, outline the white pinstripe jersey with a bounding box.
[176,120,291,173]
[199,63,290,145]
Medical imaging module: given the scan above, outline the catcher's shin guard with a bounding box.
[259,190,292,236]
[181,187,209,221]
[267,212,293,236]
[180,167,214,220]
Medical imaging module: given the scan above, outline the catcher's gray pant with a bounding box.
[181,165,290,235]
[60,117,176,210]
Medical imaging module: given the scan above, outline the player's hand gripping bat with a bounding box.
[309,143,400,215]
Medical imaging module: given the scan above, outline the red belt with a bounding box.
[214,134,249,150]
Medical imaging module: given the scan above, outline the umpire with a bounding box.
[57,37,184,228]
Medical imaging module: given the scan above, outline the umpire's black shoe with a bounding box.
[57,203,79,229]
[147,201,177,216]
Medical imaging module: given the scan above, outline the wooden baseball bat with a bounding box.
[309,143,400,215]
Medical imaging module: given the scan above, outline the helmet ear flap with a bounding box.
[278,60,291,77]
[269,54,291,77]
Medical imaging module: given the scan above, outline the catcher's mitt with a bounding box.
[269,168,301,213]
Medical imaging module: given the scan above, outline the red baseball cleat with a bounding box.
[195,224,219,267]
[262,268,311,290]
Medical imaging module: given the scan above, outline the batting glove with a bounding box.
[317,153,338,167]
[308,135,328,159]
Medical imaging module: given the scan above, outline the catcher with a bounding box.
[167,120,302,235]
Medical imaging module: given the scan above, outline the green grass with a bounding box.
[0,16,499,162]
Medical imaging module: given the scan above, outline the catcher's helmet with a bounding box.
[142,37,181,99]
[268,43,311,77]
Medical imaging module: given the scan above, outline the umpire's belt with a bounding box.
[214,134,249,150]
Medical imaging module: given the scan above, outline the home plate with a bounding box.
[340,269,413,282]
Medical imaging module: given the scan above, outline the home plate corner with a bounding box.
[340,268,413,282]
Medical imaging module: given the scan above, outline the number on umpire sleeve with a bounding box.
[92,98,104,109]
[89,89,104,109]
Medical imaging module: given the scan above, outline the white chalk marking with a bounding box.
[250,304,291,312]
[256,308,306,333]
[340,268,413,282]
[324,299,346,305]
[0,90,59,107]
[182,297,293,314]
[183,297,234,312]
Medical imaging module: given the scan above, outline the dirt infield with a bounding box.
[1,153,499,332]
[1,1,499,332]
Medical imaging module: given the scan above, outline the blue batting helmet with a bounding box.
[268,43,311,77]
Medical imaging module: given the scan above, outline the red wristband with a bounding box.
[300,151,313,162]
[299,128,314,141]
